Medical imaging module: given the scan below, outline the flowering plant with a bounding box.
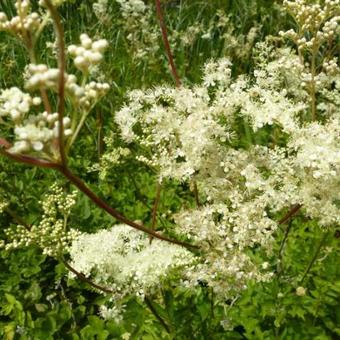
[0,0,339,338]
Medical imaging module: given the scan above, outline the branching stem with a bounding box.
[63,260,115,294]
[0,140,196,249]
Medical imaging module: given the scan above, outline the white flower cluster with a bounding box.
[116,0,146,15]
[68,34,108,73]
[11,112,72,154]
[115,86,227,181]
[99,304,125,323]
[0,85,73,155]
[69,225,194,302]
[175,200,276,295]
[114,0,159,61]
[1,184,80,257]
[0,87,41,122]
[285,119,340,226]
[0,1,41,37]
[93,0,110,23]
[112,25,339,297]
[203,58,233,87]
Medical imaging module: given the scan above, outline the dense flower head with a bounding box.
[112,29,339,299]
[115,85,228,181]
[69,225,194,300]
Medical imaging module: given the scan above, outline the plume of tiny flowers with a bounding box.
[69,225,194,303]
[93,0,111,24]
[115,85,228,182]
[112,17,339,299]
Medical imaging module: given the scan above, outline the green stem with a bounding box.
[277,220,293,276]
[145,296,171,334]
[300,231,329,284]
[149,182,162,243]
[310,47,317,120]
[193,180,200,207]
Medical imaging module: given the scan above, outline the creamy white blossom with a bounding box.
[69,225,194,300]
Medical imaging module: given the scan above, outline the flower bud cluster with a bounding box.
[0,87,41,122]
[68,34,108,72]
[323,58,339,75]
[10,112,72,154]
[25,64,64,90]
[0,84,73,155]
[1,184,80,257]
[0,1,41,37]
[0,200,8,213]
[89,135,131,180]
[24,64,110,109]
[280,0,340,50]
[79,81,110,108]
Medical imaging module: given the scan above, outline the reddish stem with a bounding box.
[59,166,194,248]
[63,260,114,293]
[278,204,302,225]
[0,147,59,169]
[155,0,181,87]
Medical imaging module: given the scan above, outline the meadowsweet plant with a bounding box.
[0,0,339,337]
